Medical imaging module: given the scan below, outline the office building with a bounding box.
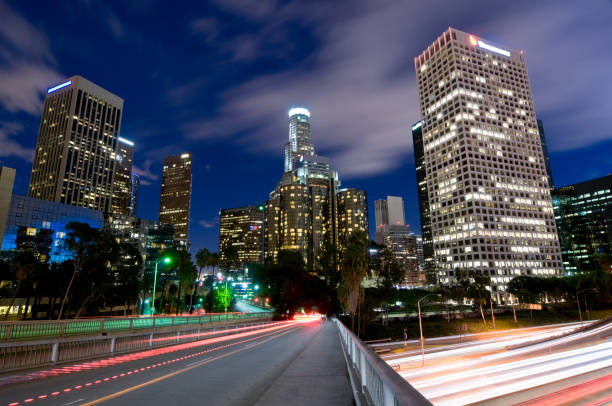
[412,120,434,265]
[129,173,140,217]
[284,108,314,173]
[104,213,174,274]
[110,137,134,215]
[414,28,563,302]
[159,153,193,246]
[337,188,369,248]
[537,119,554,189]
[377,224,421,286]
[0,167,16,240]
[374,196,406,228]
[28,76,124,213]
[219,205,264,266]
[552,175,612,274]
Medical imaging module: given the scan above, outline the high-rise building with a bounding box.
[537,119,554,189]
[552,175,612,275]
[412,120,434,265]
[159,153,193,246]
[110,137,134,215]
[337,188,369,247]
[374,196,405,228]
[28,76,124,213]
[284,108,314,173]
[377,224,421,286]
[0,166,16,240]
[414,28,563,303]
[129,173,140,217]
[219,205,264,266]
[374,196,407,244]
[104,213,174,274]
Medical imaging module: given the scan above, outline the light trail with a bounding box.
[388,320,612,405]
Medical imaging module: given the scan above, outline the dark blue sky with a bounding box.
[0,0,611,253]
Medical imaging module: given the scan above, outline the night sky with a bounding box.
[0,1,610,253]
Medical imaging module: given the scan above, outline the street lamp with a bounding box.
[418,293,442,367]
[151,256,172,316]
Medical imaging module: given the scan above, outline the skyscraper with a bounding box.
[129,173,140,217]
[374,196,406,228]
[29,76,123,212]
[552,175,612,275]
[337,188,369,247]
[537,119,554,189]
[412,120,434,265]
[284,108,314,173]
[378,224,420,286]
[110,137,134,215]
[415,28,563,303]
[159,153,193,246]
[219,205,264,266]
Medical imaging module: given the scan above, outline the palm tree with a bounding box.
[191,248,210,313]
[339,230,369,331]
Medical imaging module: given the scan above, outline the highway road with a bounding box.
[0,317,352,406]
[380,320,612,405]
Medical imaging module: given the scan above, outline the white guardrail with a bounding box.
[334,318,432,406]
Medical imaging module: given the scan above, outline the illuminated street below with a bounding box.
[376,321,612,405]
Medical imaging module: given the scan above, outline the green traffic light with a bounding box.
[163,257,172,264]
[258,205,264,211]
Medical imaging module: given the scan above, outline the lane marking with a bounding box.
[81,327,300,406]
[187,357,212,366]
[62,399,84,406]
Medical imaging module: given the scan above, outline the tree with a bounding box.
[113,243,143,315]
[3,251,38,320]
[191,248,210,313]
[373,246,404,294]
[339,230,370,331]
[58,223,120,319]
[457,270,491,325]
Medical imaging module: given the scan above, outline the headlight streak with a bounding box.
[390,321,612,405]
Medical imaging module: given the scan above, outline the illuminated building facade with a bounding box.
[415,28,562,302]
[1,194,103,263]
[378,224,421,286]
[129,173,140,217]
[110,137,134,215]
[537,119,554,190]
[374,195,406,243]
[28,76,124,213]
[265,107,342,269]
[219,205,264,266]
[337,188,369,248]
[103,213,174,274]
[412,120,434,265]
[159,153,193,246]
[284,108,315,173]
[552,175,612,274]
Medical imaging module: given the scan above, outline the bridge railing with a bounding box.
[334,318,432,406]
[0,312,269,341]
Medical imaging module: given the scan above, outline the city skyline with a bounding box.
[1,1,611,253]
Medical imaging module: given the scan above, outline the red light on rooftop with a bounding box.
[469,35,478,46]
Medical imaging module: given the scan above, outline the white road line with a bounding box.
[63,399,85,406]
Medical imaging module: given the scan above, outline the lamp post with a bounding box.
[151,256,172,316]
[418,293,442,367]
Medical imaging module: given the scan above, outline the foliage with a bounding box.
[339,230,370,329]
[372,245,404,295]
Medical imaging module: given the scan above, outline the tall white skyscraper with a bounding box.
[284,107,314,173]
[414,28,562,303]
[29,75,124,212]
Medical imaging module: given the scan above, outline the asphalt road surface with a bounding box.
[0,318,353,406]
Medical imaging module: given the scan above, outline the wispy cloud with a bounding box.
[199,216,219,229]
[132,159,159,184]
[183,0,612,179]
[0,122,35,161]
[106,10,126,40]
[0,1,63,116]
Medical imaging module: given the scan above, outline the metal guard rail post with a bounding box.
[333,318,432,406]
[0,312,270,341]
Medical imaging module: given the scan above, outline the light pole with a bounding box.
[418,293,441,367]
[151,256,172,316]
